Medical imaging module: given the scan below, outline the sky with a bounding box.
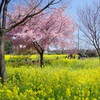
[67,0,93,21]
[9,0,93,22]
[67,0,94,49]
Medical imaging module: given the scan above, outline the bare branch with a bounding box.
[0,0,5,13]
[77,0,100,56]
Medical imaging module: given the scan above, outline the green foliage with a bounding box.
[5,40,13,54]
[0,55,100,100]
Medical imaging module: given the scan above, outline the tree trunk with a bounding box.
[98,53,100,66]
[0,32,6,84]
[0,0,8,84]
[96,49,100,65]
[39,51,44,68]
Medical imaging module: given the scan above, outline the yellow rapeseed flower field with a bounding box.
[0,54,100,100]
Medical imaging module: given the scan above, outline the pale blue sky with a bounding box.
[67,0,94,49]
[68,0,93,22]
[9,0,93,22]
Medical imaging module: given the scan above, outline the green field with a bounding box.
[0,55,100,100]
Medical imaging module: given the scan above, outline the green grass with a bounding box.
[0,54,100,100]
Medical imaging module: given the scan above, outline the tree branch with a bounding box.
[6,0,55,33]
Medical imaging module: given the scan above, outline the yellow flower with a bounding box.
[92,98,97,100]
[74,96,77,100]
[66,88,71,97]
[87,91,90,97]
[48,98,55,100]
[49,89,52,94]
[6,90,13,98]
[85,98,89,100]
[78,97,81,100]
[82,90,85,97]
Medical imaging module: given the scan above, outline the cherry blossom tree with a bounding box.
[0,0,65,84]
[8,7,76,67]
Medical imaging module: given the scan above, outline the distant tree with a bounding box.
[77,0,100,60]
[12,43,36,54]
[5,40,13,54]
[85,49,97,57]
[8,7,76,67]
[0,0,65,84]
